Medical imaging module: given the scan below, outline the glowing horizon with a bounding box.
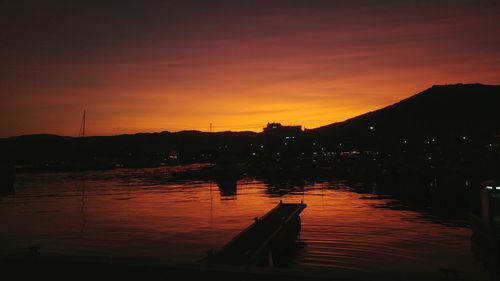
[1,1,500,137]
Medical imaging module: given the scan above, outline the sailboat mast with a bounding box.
[79,109,86,137]
[82,109,86,137]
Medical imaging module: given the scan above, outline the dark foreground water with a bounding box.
[0,166,491,280]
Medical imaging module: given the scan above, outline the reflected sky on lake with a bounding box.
[0,166,490,280]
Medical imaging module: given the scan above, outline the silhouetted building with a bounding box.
[169,150,178,160]
[263,122,302,135]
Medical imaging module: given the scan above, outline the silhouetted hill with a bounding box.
[0,131,258,171]
[1,83,499,172]
[311,83,500,150]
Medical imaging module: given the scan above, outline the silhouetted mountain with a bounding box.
[1,83,499,173]
[0,131,258,172]
[311,83,500,150]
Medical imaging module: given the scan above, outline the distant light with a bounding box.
[260,145,264,148]
[369,126,374,130]
[486,186,493,190]
[276,152,280,155]
[462,136,466,140]
[284,142,288,146]
[285,136,290,139]
[313,142,316,146]
[496,186,500,190]
[252,153,256,156]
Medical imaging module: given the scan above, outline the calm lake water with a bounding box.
[0,165,491,280]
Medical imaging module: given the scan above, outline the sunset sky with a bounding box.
[1,0,499,137]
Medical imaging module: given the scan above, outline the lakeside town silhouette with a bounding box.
[1,84,500,280]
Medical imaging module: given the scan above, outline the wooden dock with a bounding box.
[204,201,306,267]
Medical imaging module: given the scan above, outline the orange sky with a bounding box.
[1,1,499,137]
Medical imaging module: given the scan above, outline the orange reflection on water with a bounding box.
[0,167,488,280]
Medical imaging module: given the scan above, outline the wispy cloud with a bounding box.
[1,0,499,136]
